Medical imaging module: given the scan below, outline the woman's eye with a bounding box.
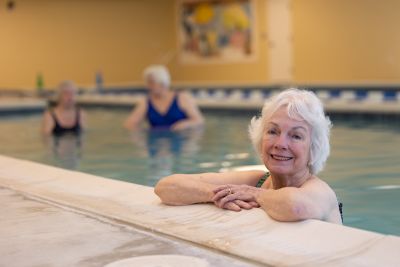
[292,134,302,140]
[267,129,277,135]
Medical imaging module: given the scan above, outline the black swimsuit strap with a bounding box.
[338,202,344,223]
[256,172,270,188]
[75,107,80,123]
[50,109,61,126]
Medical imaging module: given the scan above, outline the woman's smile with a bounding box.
[270,154,294,161]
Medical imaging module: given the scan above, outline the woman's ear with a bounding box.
[308,148,314,167]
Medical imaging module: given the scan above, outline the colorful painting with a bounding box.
[178,0,255,63]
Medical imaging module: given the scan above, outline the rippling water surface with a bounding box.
[1,108,399,235]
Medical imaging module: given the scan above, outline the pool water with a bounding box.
[1,108,399,236]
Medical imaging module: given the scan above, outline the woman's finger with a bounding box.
[218,192,240,207]
[233,200,252,210]
[214,197,227,209]
[211,187,232,202]
[223,201,241,212]
[248,201,260,208]
[212,184,231,193]
[219,192,257,207]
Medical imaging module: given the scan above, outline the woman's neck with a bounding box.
[269,169,312,189]
[150,89,170,99]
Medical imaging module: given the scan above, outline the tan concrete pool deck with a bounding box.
[0,155,399,266]
[0,188,258,267]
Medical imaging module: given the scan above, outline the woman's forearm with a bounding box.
[154,174,216,205]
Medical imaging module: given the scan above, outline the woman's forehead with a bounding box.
[266,109,310,130]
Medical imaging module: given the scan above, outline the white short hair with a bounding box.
[56,80,77,101]
[248,88,332,174]
[143,65,171,88]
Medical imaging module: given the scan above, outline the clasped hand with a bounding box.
[211,184,262,212]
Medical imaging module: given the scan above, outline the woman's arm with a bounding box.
[42,110,54,135]
[154,173,217,205]
[123,98,147,130]
[256,186,328,222]
[171,92,204,131]
[257,179,340,222]
[154,170,265,206]
[213,178,339,222]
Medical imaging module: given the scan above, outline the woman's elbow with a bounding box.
[42,126,52,135]
[191,117,204,129]
[266,208,308,222]
[197,115,205,125]
[154,178,168,199]
[123,120,133,130]
[197,114,205,124]
[266,208,306,222]
[287,201,312,221]
[263,197,316,222]
[154,176,179,205]
[287,193,325,221]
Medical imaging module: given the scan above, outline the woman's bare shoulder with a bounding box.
[302,176,338,202]
[178,91,195,103]
[178,90,191,97]
[303,176,331,189]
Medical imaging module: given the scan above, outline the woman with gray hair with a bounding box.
[42,80,86,135]
[155,88,342,224]
[124,65,204,131]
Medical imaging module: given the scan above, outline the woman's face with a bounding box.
[261,106,312,177]
[147,76,167,96]
[59,86,76,108]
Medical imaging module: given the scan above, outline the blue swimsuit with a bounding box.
[147,94,188,128]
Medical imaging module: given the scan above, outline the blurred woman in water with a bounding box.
[124,65,204,131]
[42,80,87,136]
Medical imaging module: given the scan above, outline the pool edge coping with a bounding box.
[0,155,399,266]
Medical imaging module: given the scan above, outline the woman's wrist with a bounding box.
[254,188,266,203]
[204,183,218,203]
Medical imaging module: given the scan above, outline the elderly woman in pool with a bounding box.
[124,65,204,131]
[155,89,342,224]
[42,80,86,136]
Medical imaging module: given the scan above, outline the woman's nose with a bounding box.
[274,134,288,149]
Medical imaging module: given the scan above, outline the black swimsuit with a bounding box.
[256,172,343,222]
[51,108,81,136]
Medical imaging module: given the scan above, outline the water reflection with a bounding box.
[43,133,83,170]
[130,128,203,179]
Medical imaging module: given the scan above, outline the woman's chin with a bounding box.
[265,164,293,175]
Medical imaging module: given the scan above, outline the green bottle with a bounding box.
[36,72,44,95]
